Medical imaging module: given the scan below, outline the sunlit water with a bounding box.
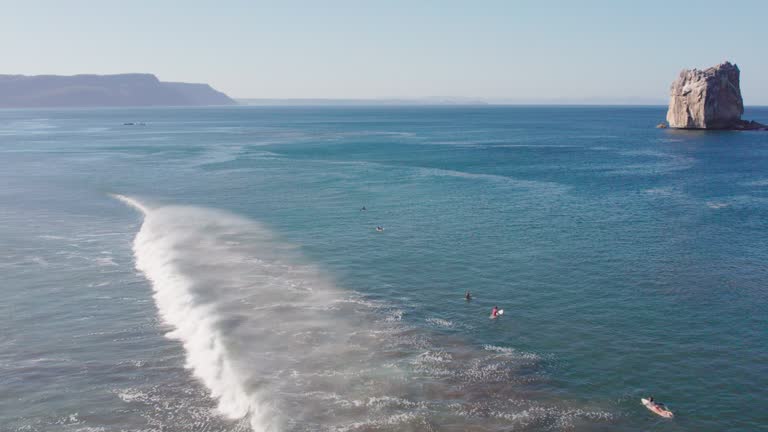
[1,106,766,432]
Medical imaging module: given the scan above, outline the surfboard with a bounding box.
[641,398,673,418]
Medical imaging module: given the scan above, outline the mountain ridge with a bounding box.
[0,73,236,107]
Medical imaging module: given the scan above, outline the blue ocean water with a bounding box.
[1,106,766,432]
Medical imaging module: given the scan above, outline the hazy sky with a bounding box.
[3,0,767,103]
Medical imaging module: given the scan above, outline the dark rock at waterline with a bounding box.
[730,119,768,131]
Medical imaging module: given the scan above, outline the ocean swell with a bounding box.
[116,195,611,431]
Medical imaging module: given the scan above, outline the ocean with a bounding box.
[1,106,766,432]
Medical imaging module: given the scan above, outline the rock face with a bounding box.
[162,82,235,106]
[0,73,236,108]
[666,62,745,129]
[665,61,768,130]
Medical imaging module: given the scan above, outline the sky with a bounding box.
[2,0,767,103]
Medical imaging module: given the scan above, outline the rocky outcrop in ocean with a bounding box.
[665,62,767,130]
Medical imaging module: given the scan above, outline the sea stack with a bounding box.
[665,62,767,130]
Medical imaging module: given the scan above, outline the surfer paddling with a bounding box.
[642,396,674,418]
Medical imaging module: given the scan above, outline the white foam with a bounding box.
[114,195,613,431]
[94,256,118,267]
[385,309,404,322]
[53,412,81,425]
[117,388,148,403]
[425,317,454,328]
[414,166,570,196]
[37,234,71,240]
[29,256,49,266]
[112,194,151,214]
[118,196,276,431]
[643,187,681,197]
[483,344,541,361]
[707,201,730,209]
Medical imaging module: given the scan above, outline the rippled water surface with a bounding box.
[1,106,767,432]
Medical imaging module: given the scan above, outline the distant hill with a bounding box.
[0,73,236,108]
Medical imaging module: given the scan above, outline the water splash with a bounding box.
[115,195,612,431]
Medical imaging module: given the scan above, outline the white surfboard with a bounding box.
[642,398,673,418]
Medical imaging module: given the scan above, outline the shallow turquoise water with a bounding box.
[1,106,767,431]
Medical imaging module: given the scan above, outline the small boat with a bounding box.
[641,398,673,418]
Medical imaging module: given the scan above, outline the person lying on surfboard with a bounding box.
[642,396,673,418]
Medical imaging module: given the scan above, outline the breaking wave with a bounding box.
[115,195,612,431]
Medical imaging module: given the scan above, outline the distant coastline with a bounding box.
[0,74,236,108]
[237,97,669,106]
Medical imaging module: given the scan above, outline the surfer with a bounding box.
[465,290,472,301]
[642,396,673,418]
[361,206,366,211]
[490,305,499,318]
[376,226,384,232]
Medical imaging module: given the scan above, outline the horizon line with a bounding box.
[236,97,669,106]
[234,98,768,108]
